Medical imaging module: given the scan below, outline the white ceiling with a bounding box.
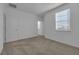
[11,3,63,16]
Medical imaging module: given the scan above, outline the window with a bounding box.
[56,9,70,31]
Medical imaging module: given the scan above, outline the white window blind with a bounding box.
[56,9,70,31]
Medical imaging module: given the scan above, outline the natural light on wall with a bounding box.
[56,8,70,31]
[37,20,42,35]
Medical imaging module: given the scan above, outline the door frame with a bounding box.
[3,13,6,43]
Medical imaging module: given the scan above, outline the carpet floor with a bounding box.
[1,36,79,55]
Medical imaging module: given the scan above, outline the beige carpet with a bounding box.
[1,36,79,55]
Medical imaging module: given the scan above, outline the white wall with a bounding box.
[5,7,38,42]
[44,4,79,48]
[0,4,4,54]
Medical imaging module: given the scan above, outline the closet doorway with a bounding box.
[37,20,43,35]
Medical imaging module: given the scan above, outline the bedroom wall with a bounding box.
[5,7,38,42]
[43,4,79,48]
[0,4,5,54]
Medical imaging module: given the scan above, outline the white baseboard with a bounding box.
[5,35,39,43]
[45,36,79,49]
